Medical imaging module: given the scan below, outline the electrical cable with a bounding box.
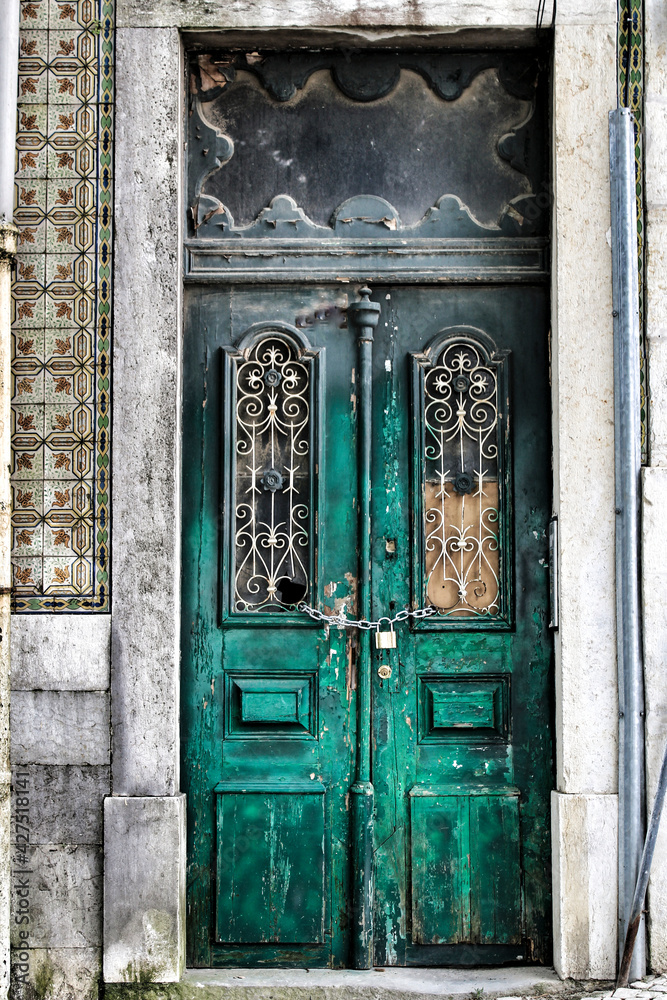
[536,0,546,31]
[536,0,557,34]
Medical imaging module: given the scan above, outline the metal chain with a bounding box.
[296,601,438,630]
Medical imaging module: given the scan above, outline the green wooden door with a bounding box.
[181,47,553,969]
[367,286,552,966]
[182,288,359,968]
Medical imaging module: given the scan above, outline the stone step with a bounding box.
[104,966,585,1000]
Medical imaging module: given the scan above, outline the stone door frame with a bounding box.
[104,3,623,981]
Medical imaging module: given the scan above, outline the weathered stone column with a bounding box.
[550,9,620,979]
[104,24,185,983]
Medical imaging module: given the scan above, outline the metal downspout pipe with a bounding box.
[609,107,646,983]
[348,287,381,970]
[0,3,19,997]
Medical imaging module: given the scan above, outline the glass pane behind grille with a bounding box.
[421,338,506,619]
[233,335,312,612]
[194,49,543,231]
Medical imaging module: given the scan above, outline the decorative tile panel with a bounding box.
[12,0,113,611]
[619,0,646,462]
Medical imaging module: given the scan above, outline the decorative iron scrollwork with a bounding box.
[260,468,284,493]
[412,330,510,625]
[454,472,474,495]
[228,329,320,615]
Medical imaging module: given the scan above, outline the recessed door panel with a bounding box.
[225,671,317,738]
[215,785,326,944]
[418,675,509,742]
[410,790,522,947]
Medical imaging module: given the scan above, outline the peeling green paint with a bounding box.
[182,283,553,967]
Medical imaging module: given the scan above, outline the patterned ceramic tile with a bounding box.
[12,0,113,611]
[618,0,646,462]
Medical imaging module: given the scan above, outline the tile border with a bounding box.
[12,0,113,611]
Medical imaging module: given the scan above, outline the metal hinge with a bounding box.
[548,515,559,631]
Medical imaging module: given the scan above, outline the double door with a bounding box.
[181,280,553,967]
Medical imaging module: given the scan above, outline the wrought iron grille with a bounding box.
[233,335,312,612]
[422,339,503,618]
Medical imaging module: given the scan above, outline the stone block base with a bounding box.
[642,468,667,972]
[10,947,101,1000]
[551,791,618,978]
[103,795,185,983]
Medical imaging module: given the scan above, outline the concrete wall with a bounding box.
[643,0,667,972]
[10,618,110,1000]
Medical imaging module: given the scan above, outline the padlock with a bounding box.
[378,664,392,679]
[375,620,397,649]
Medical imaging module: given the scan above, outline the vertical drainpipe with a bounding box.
[347,287,380,970]
[609,107,646,982]
[0,2,19,997]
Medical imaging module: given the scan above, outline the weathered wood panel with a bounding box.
[410,791,521,947]
[216,787,325,944]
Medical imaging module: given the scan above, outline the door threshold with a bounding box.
[182,966,571,997]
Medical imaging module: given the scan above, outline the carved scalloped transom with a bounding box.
[187,50,548,240]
